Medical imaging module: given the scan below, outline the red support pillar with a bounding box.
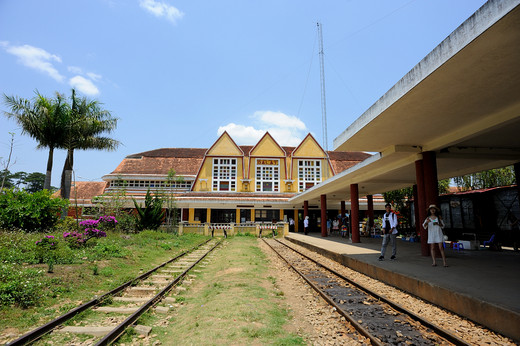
[415,159,429,256]
[367,195,374,229]
[303,200,308,223]
[423,151,440,258]
[422,151,439,208]
[320,195,327,237]
[350,184,360,243]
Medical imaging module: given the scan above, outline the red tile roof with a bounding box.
[328,151,372,173]
[127,148,207,158]
[110,148,371,177]
[54,181,107,201]
[111,156,204,176]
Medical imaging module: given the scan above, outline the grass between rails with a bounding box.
[131,236,305,345]
[0,230,207,342]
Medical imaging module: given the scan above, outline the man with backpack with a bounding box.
[379,203,398,261]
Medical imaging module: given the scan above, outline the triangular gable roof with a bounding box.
[192,131,244,191]
[205,131,244,157]
[249,132,286,157]
[246,132,287,180]
[291,133,328,158]
[290,133,334,178]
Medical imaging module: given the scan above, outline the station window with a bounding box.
[109,179,192,191]
[255,209,280,222]
[255,159,279,192]
[212,158,237,192]
[298,159,322,192]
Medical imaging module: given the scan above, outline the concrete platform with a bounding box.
[285,232,520,342]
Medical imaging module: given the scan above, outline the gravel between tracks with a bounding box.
[259,239,368,345]
[265,239,515,346]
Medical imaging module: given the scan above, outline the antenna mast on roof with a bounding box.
[317,21,328,151]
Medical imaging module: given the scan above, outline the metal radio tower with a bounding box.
[317,22,328,151]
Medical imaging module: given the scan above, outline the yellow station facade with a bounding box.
[70,131,380,232]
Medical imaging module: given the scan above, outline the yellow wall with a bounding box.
[206,132,243,156]
[192,132,333,193]
[292,135,326,157]
[250,134,285,157]
[193,131,244,192]
[291,135,332,185]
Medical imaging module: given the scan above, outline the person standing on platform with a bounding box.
[422,204,447,267]
[289,217,295,233]
[304,216,309,235]
[379,204,398,261]
[326,218,332,236]
[332,218,339,236]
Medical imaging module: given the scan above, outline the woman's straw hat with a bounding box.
[427,204,440,212]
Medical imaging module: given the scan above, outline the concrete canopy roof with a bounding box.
[291,0,520,207]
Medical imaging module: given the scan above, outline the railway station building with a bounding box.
[68,131,383,232]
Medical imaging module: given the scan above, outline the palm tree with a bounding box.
[60,89,120,200]
[3,91,69,190]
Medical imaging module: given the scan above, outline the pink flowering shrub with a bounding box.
[63,216,112,248]
[98,215,118,229]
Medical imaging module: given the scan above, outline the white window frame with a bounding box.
[212,158,237,192]
[255,159,279,192]
[298,159,322,192]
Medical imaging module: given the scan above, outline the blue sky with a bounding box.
[0,0,487,187]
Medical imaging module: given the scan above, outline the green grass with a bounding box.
[133,237,305,345]
[0,230,207,343]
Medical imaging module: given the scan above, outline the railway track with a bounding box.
[7,238,222,346]
[263,238,470,346]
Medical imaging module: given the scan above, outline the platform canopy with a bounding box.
[290,0,520,207]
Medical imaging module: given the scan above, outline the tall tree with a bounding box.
[453,166,516,191]
[3,92,69,190]
[25,172,46,192]
[60,89,120,200]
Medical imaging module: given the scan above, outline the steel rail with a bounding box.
[7,238,213,346]
[273,238,470,346]
[262,238,383,345]
[95,238,222,345]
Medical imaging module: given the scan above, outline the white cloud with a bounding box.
[139,0,184,24]
[87,72,102,81]
[69,75,100,96]
[217,124,266,145]
[219,111,308,147]
[69,67,103,83]
[254,110,306,131]
[2,42,64,82]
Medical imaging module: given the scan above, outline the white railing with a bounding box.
[178,222,288,237]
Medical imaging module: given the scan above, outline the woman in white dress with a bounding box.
[422,204,447,267]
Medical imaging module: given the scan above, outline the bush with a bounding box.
[0,189,68,232]
[0,264,46,308]
[53,217,80,234]
[133,189,164,231]
[93,240,129,258]
[0,231,39,264]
